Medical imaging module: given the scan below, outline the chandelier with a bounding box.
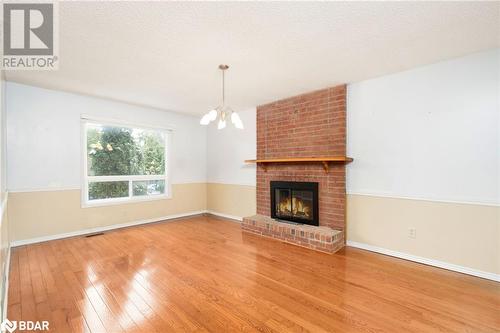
[200,64,243,129]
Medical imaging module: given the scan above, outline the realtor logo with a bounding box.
[3,3,53,55]
[1,1,59,69]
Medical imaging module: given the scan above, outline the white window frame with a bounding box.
[81,115,172,208]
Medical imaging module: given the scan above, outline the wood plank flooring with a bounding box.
[7,215,500,332]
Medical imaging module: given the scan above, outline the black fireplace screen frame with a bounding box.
[270,181,319,226]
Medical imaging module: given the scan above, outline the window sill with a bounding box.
[82,193,172,208]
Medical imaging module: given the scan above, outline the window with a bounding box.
[82,118,170,206]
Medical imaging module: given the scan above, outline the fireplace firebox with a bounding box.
[270,181,319,226]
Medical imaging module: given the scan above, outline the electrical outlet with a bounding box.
[408,228,417,239]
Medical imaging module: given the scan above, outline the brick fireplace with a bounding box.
[242,85,348,253]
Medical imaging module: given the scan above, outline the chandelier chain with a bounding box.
[222,67,225,106]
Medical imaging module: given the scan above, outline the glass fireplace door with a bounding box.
[275,188,292,218]
[291,190,314,221]
[271,181,319,226]
[274,188,314,222]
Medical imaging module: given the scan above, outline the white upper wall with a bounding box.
[5,48,498,206]
[205,49,499,207]
[0,78,5,196]
[6,82,207,191]
[207,108,256,186]
[347,49,499,205]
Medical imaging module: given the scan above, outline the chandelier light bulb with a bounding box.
[200,113,211,125]
[231,112,244,129]
[217,119,226,130]
[208,109,218,121]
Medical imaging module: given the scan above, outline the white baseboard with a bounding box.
[205,210,243,222]
[2,246,11,322]
[346,240,500,282]
[10,210,207,247]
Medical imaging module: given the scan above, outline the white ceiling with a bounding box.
[5,1,500,115]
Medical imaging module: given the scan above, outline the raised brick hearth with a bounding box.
[242,85,347,254]
[242,215,344,254]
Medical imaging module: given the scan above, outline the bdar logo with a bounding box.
[0,319,49,332]
[1,319,17,333]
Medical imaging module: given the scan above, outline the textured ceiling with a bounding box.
[5,1,500,115]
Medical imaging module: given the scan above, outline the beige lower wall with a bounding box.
[6,182,500,276]
[347,194,499,275]
[8,183,207,242]
[207,183,256,218]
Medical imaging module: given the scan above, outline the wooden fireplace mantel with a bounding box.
[244,156,353,173]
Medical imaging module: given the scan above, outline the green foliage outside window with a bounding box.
[87,124,166,200]
[89,181,129,200]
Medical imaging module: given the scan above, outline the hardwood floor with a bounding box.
[7,215,500,332]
